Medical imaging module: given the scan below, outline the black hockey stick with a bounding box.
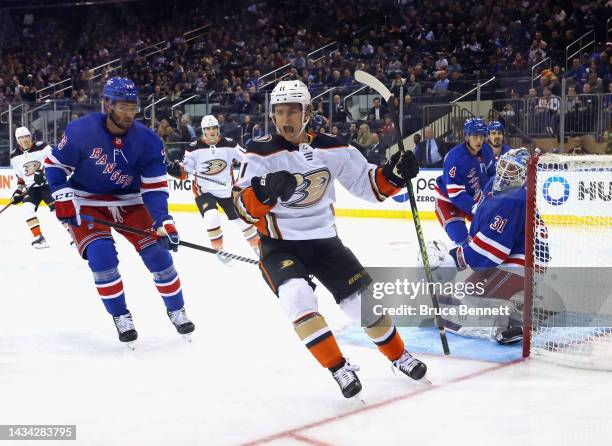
[355,70,451,355]
[0,202,12,215]
[80,214,259,265]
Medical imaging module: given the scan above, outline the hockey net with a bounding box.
[523,153,612,370]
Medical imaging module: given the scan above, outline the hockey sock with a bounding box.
[231,218,259,248]
[294,313,344,369]
[444,220,469,245]
[364,315,405,361]
[26,217,41,237]
[204,209,223,249]
[87,239,127,317]
[140,245,184,311]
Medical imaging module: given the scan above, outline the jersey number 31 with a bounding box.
[490,215,508,233]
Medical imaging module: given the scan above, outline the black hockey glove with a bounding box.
[251,171,297,206]
[10,188,25,205]
[33,170,46,185]
[167,160,182,178]
[382,150,419,188]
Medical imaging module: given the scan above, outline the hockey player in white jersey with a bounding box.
[168,115,259,262]
[9,127,54,248]
[232,80,427,399]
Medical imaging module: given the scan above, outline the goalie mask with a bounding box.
[493,148,530,192]
[269,80,312,136]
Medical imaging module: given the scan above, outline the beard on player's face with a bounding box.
[109,109,135,131]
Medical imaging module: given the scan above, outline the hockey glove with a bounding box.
[52,187,81,226]
[382,150,419,188]
[251,171,297,206]
[156,219,180,252]
[167,160,183,178]
[10,188,25,205]
[416,240,464,283]
[33,170,46,186]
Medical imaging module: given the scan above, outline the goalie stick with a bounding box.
[80,214,259,265]
[355,70,451,355]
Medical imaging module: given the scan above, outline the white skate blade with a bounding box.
[181,333,192,342]
[352,392,366,406]
[124,341,136,351]
[32,242,49,249]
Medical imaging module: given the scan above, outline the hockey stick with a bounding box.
[80,214,259,265]
[0,202,12,215]
[355,70,451,355]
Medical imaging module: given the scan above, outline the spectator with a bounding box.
[402,94,420,136]
[368,97,387,121]
[428,70,450,96]
[179,116,196,142]
[404,73,422,97]
[242,115,255,141]
[157,118,180,144]
[355,123,378,150]
[346,122,358,144]
[414,126,448,168]
[330,94,350,123]
[535,87,560,135]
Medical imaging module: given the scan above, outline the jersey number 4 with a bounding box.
[489,215,508,233]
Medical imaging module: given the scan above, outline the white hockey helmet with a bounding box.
[269,80,312,135]
[201,115,219,131]
[15,126,31,140]
[493,147,530,192]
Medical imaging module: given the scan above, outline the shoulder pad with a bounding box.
[310,132,349,149]
[220,137,238,148]
[246,134,295,156]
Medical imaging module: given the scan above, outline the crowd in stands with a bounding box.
[1,0,611,162]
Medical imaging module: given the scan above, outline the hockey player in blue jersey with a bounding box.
[44,77,195,345]
[434,118,495,245]
[486,121,511,162]
[421,148,550,344]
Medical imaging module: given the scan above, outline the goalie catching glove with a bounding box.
[251,171,297,206]
[156,219,180,252]
[382,150,419,188]
[416,240,467,284]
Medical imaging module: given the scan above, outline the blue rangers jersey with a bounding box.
[482,142,512,176]
[460,183,549,271]
[44,113,170,226]
[435,142,495,214]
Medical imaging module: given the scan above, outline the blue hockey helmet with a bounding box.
[487,120,505,133]
[463,117,488,136]
[493,147,530,191]
[103,77,139,104]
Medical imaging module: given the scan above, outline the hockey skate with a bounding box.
[392,350,428,382]
[112,312,138,349]
[167,307,195,340]
[31,235,49,249]
[330,360,363,400]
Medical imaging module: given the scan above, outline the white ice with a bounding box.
[1,208,611,446]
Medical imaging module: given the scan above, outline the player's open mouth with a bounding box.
[283,125,294,133]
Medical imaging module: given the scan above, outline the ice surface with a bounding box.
[1,209,610,446]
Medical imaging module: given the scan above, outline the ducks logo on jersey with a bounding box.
[200,159,227,175]
[283,168,331,209]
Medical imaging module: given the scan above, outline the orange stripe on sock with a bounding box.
[308,334,344,369]
[31,227,42,237]
[377,330,405,361]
